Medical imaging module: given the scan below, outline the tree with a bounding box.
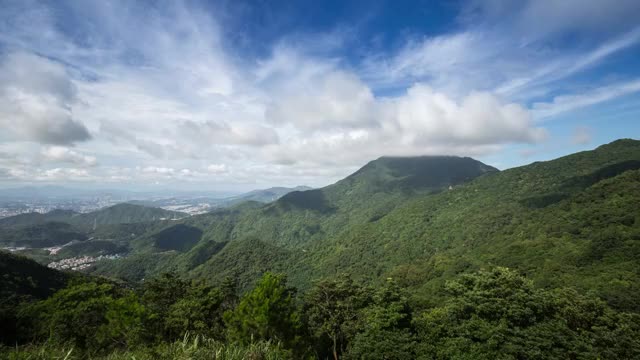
[99,292,147,348]
[345,280,416,360]
[165,283,226,340]
[304,275,371,360]
[141,272,189,341]
[224,272,302,349]
[24,280,147,351]
[414,267,640,359]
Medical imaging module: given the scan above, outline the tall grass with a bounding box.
[1,334,291,360]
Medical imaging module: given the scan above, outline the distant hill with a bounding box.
[227,186,313,204]
[0,203,186,230]
[0,222,88,247]
[0,204,187,256]
[0,209,78,227]
[125,186,312,213]
[69,203,186,228]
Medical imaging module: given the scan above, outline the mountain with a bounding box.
[0,204,186,229]
[68,203,187,228]
[88,140,640,313]
[91,156,498,285]
[0,209,78,227]
[0,204,187,258]
[0,222,88,248]
[125,186,312,214]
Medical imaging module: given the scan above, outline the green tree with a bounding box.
[141,272,189,340]
[414,267,640,359]
[98,292,147,348]
[224,272,302,350]
[23,280,147,352]
[345,280,416,360]
[165,283,226,340]
[304,275,371,360]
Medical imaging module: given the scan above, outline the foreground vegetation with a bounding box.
[2,261,639,359]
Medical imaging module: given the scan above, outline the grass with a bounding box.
[1,334,292,360]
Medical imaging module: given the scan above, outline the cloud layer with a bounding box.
[0,0,638,189]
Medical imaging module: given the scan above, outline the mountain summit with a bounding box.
[342,155,497,192]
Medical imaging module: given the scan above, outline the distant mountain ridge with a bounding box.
[126,186,313,212]
[0,203,187,249]
[0,203,185,229]
[229,186,313,203]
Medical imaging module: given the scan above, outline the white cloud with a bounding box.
[264,80,545,166]
[207,164,227,174]
[0,52,91,145]
[532,79,640,119]
[265,69,376,131]
[463,0,640,39]
[41,146,97,167]
[0,0,636,188]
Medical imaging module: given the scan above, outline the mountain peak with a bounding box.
[344,155,497,192]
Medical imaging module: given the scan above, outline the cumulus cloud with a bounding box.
[41,167,91,180]
[41,146,97,166]
[177,120,279,147]
[392,85,545,145]
[266,70,376,131]
[264,79,545,165]
[0,52,91,145]
[0,0,635,188]
[207,164,227,174]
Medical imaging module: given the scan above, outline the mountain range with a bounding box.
[2,139,639,313]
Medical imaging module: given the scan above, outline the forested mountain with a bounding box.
[0,221,88,248]
[0,203,186,230]
[0,209,78,227]
[69,203,186,228]
[3,139,640,359]
[86,140,640,312]
[0,204,186,251]
[90,156,497,285]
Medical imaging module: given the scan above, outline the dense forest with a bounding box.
[2,252,639,359]
[2,139,640,358]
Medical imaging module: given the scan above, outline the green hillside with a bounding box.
[68,203,187,228]
[0,251,72,344]
[0,209,78,227]
[0,222,88,247]
[0,204,188,259]
[90,156,496,281]
[4,140,640,359]
[0,204,187,231]
[88,140,640,313]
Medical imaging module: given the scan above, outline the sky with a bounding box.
[0,0,639,191]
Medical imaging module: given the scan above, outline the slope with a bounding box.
[93,156,497,283]
[302,139,640,310]
[92,139,640,312]
[68,203,187,228]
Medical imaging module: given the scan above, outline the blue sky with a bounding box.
[0,0,639,191]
